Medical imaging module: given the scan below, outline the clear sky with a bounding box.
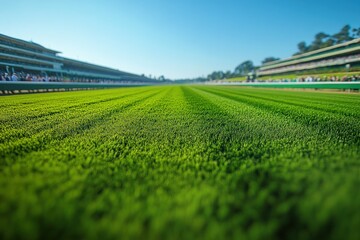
[1,0,359,79]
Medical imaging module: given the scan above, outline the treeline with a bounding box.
[177,58,279,82]
[208,60,256,80]
[294,24,360,55]
[174,60,257,83]
[174,60,255,82]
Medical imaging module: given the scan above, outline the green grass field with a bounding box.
[0,86,359,240]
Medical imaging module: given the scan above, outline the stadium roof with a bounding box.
[62,57,138,77]
[0,33,61,54]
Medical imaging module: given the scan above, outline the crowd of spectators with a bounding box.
[0,71,64,82]
[0,71,139,84]
[257,74,360,83]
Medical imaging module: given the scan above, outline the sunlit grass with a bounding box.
[0,86,359,240]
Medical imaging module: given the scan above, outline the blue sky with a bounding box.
[1,0,359,79]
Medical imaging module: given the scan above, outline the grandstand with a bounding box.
[0,33,153,83]
[257,38,360,77]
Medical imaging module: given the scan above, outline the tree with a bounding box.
[261,57,280,64]
[322,38,336,48]
[333,24,354,44]
[224,70,232,79]
[310,32,330,51]
[208,71,225,80]
[352,27,360,38]
[297,41,307,54]
[234,60,254,76]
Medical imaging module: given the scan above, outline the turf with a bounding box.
[0,86,359,240]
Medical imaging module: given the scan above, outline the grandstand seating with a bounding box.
[257,38,360,76]
[0,33,153,83]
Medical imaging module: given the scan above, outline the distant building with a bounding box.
[0,33,152,82]
[257,38,360,77]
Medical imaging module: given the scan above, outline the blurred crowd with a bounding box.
[1,72,63,82]
[258,74,360,83]
[0,71,123,83]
